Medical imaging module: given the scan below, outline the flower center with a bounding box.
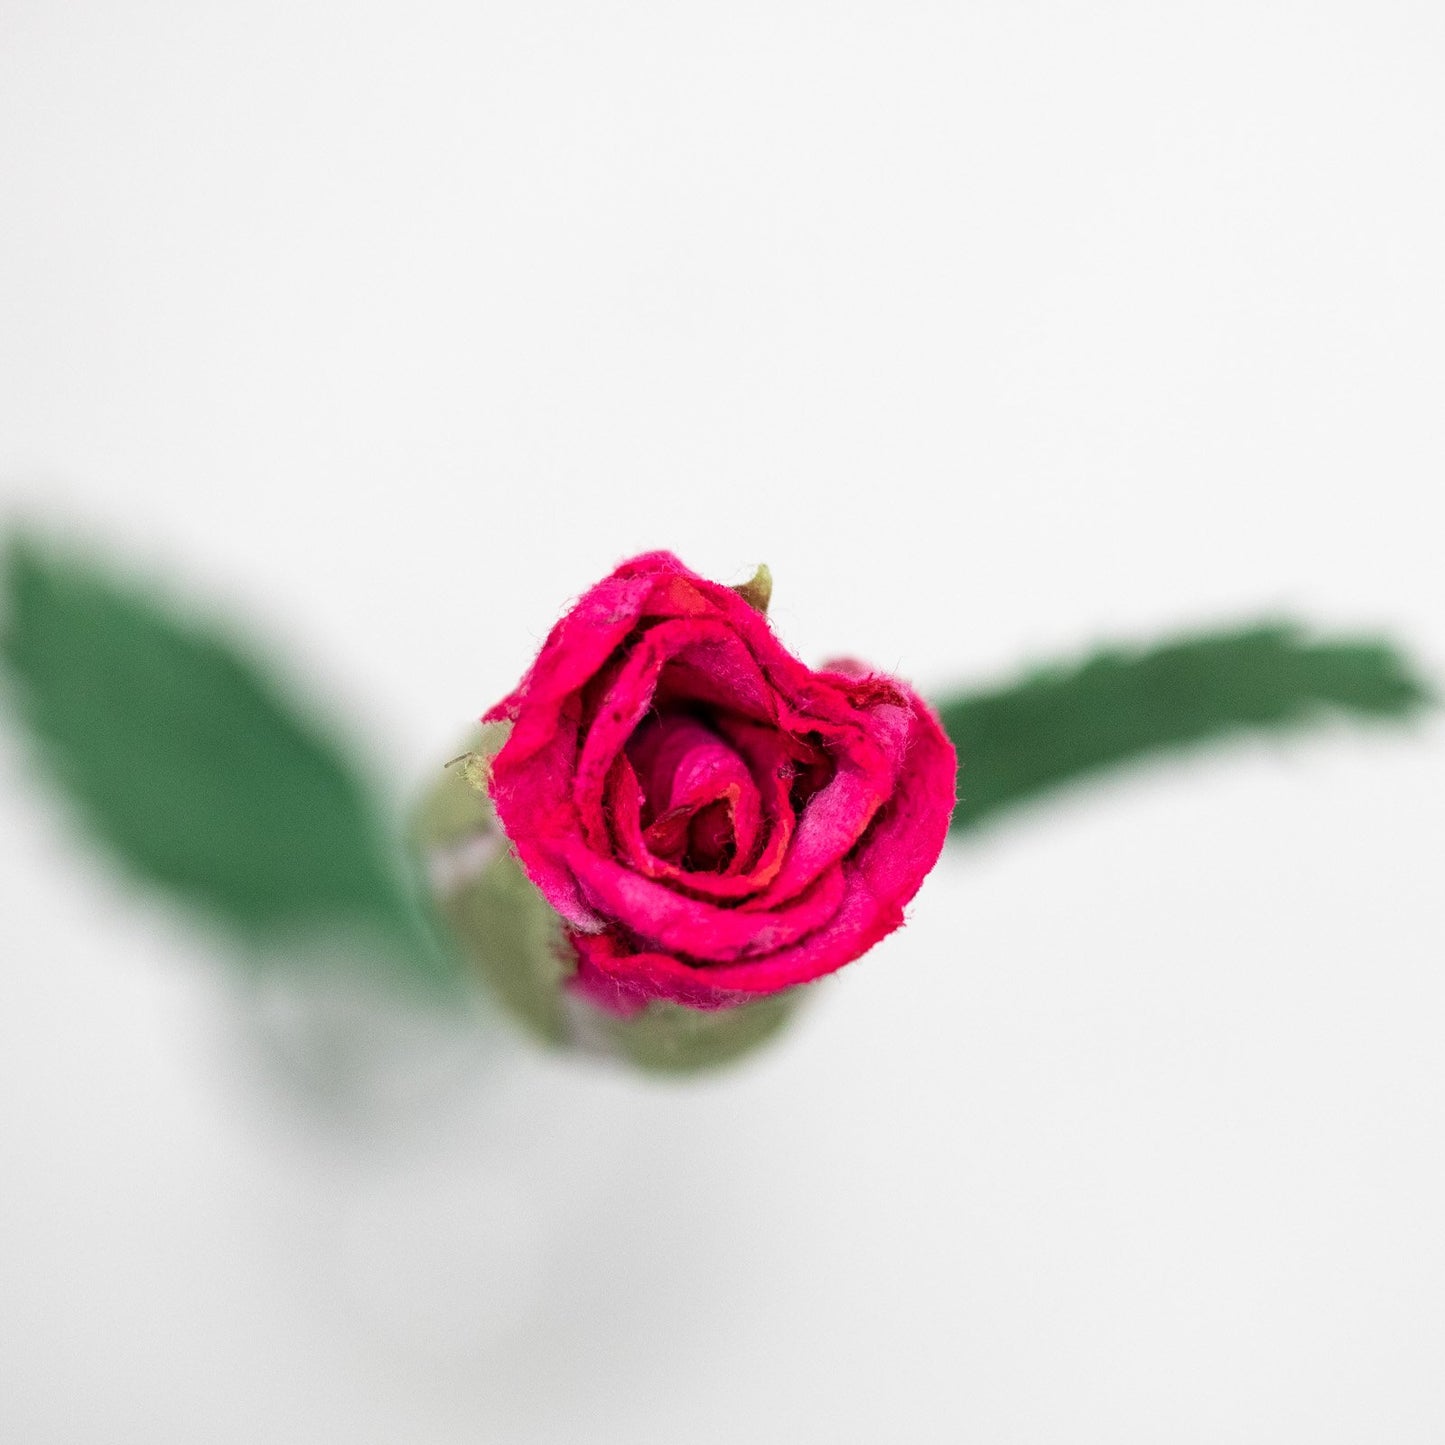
[627,713,755,874]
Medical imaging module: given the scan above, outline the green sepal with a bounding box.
[731,563,773,615]
[596,990,800,1074]
[414,726,571,1043]
[444,848,575,1045]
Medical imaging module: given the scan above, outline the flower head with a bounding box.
[483,552,957,1012]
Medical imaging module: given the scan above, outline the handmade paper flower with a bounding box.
[3,532,1428,1076]
[480,551,958,1014]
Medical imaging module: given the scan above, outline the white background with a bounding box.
[2,2,1444,1440]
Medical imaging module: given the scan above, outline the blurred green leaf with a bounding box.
[1,531,454,993]
[939,623,1433,835]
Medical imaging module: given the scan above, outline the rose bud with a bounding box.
[418,552,957,1070]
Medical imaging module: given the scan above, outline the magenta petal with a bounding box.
[481,551,959,1011]
[562,836,849,962]
[567,680,957,1007]
[629,715,761,868]
[606,723,794,902]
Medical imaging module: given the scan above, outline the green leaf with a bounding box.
[938,623,1433,835]
[1,531,453,993]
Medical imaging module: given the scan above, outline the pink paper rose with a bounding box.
[482,552,957,1013]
